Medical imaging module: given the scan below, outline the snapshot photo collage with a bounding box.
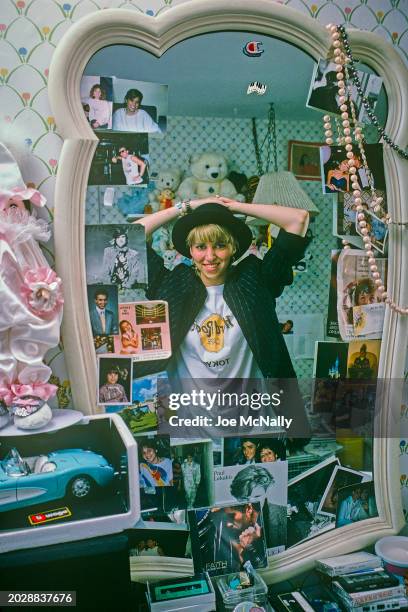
[128,434,376,574]
[305,59,388,257]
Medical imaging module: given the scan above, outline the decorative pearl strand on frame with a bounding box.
[323,23,408,316]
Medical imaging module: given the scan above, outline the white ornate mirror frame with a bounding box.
[48,0,408,582]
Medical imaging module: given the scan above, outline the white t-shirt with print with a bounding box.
[167,284,263,380]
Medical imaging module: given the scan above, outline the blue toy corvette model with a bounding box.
[0,447,115,511]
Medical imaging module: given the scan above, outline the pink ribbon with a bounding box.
[0,382,57,406]
[0,186,46,209]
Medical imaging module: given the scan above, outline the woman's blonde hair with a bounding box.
[186,224,238,255]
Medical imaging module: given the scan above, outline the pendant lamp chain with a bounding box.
[252,103,278,176]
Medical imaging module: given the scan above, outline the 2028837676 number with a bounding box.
[0,592,76,606]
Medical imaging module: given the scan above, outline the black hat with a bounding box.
[112,227,128,239]
[172,203,252,259]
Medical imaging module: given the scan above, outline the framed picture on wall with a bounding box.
[288,140,323,181]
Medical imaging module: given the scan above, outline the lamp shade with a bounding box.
[247,171,319,225]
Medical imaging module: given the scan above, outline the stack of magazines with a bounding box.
[316,552,408,611]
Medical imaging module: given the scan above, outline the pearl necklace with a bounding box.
[322,23,408,316]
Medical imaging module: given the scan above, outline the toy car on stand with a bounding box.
[0,447,115,512]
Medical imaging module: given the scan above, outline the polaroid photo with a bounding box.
[88,132,149,186]
[320,144,385,195]
[136,434,173,488]
[85,224,148,290]
[279,314,325,361]
[347,339,381,380]
[97,355,132,406]
[128,527,189,559]
[355,208,388,254]
[80,75,113,130]
[336,480,378,527]
[163,440,214,511]
[112,78,168,135]
[336,249,387,341]
[287,456,339,547]
[317,465,365,517]
[223,437,286,466]
[113,301,171,361]
[87,284,119,339]
[307,59,383,124]
[188,502,268,576]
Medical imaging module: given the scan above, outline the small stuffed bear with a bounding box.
[177,151,244,201]
[148,168,182,213]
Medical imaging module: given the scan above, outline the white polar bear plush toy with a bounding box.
[177,151,244,201]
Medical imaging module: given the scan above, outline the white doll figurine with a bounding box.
[0,143,63,429]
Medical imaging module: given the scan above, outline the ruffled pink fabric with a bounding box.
[20,267,63,317]
[0,187,46,211]
[0,381,57,406]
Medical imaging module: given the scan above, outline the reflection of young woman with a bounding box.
[136,196,309,381]
[181,454,201,508]
[119,320,138,354]
[88,84,111,129]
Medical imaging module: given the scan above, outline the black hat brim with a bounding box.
[172,203,252,259]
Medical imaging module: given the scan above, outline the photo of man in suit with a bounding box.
[89,288,119,337]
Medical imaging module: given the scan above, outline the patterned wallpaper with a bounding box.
[1,0,408,511]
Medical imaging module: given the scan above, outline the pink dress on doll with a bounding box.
[0,191,63,429]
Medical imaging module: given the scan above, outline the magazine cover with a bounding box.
[287,456,339,547]
[337,249,387,341]
[306,59,383,123]
[113,300,171,361]
[327,250,341,338]
[213,461,288,556]
[336,481,378,527]
[85,224,148,289]
[188,502,268,576]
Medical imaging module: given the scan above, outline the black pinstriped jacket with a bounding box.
[139,229,308,379]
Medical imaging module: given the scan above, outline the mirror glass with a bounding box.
[81,30,388,572]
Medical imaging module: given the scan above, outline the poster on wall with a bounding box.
[306,59,383,123]
[88,133,149,186]
[85,224,148,290]
[326,250,341,338]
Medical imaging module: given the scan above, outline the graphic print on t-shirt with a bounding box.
[192,313,234,353]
